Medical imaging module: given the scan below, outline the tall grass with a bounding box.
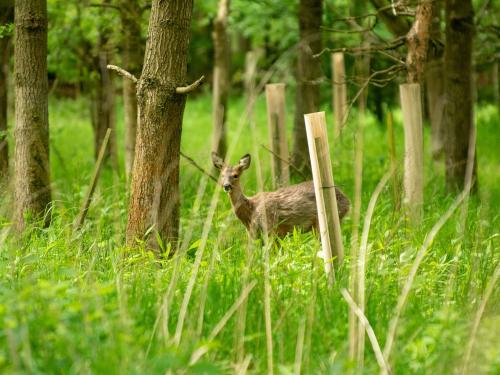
[0,95,498,374]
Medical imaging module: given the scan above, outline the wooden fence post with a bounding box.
[304,112,344,281]
[400,83,423,223]
[332,52,347,137]
[265,83,289,188]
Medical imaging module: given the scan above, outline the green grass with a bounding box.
[0,94,498,374]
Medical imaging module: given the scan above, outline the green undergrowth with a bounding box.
[0,95,498,374]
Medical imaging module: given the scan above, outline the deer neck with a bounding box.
[228,184,254,228]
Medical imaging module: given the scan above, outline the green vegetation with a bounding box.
[0,96,498,374]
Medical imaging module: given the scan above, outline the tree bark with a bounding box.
[211,0,230,159]
[406,0,433,83]
[425,1,445,159]
[443,0,476,191]
[90,4,117,169]
[126,0,194,250]
[0,0,14,181]
[292,0,323,179]
[91,49,117,168]
[119,0,143,177]
[13,0,52,229]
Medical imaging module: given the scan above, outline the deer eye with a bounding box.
[232,174,239,179]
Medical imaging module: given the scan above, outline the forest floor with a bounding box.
[0,94,499,374]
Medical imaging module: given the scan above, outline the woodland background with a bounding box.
[0,0,498,374]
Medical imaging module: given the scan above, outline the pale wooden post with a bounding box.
[265,83,289,188]
[332,52,347,137]
[74,128,112,230]
[400,83,424,223]
[305,112,344,280]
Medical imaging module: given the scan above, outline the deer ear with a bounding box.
[211,152,224,170]
[238,154,251,170]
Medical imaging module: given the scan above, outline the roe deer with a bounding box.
[212,152,350,239]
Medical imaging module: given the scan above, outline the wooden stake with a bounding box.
[304,112,344,281]
[332,52,347,137]
[400,83,424,223]
[265,83,289,188]
[73,128,112,231]
[386,111,400,211]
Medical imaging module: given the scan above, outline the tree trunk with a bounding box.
[443,0,476,191]
[90,12,118,169]
[292,0,323,179]
[0,0,14,182]
[406,0,433,83]
[0,37,10,181]
[126,0,194,250]
[211,0,230,159]
[13,0,52,229]
[425,1,445,159]
[91,49,117,169]
[120,0,143,177]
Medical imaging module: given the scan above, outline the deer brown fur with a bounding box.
[212,152,350,239]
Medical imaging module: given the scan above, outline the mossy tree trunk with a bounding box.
[292,0,323,179]
[126,0,194,251]
[13,0,52,229]
[443,0,476,191]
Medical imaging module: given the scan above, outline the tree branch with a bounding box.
[260,144,308,181]
[313,36,406,58]
[89,3,120,11]
[107,64,138,83]
[180,151,218,183]
[176,75,205,94]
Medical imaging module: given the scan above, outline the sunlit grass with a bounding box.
[0,95,498,374]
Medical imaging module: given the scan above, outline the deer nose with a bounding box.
[223,184,232,192]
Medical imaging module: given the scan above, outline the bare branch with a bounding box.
[260,144,308,181]
[180,151,218,183]
[313,36,406,58]
[89,3,120,11]
[176,75,205,94]
[107,64,138,83]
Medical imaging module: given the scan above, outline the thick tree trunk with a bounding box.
[0,0,14,181]
[126,0,194,250]
[13,0,52,229]
[120,0,143,177]
[211,0,230,159]
[425,1,445,159]
[292,0,323,179]
[443,0,476,191]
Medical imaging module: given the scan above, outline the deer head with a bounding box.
[211,152,251,192]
